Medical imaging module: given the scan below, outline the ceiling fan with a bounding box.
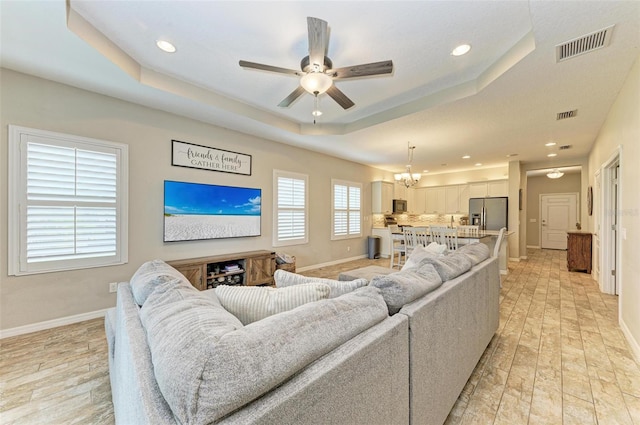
[239,17,393,110]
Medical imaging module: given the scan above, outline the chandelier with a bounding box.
[394,142,422,188]
[546,168,564,179]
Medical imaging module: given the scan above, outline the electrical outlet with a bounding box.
[109,282,118,293]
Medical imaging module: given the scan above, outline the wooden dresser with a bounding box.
[567,232,592,274]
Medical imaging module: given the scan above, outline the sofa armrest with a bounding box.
[399,257,500,425]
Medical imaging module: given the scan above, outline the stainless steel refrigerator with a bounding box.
[469,197,508,230]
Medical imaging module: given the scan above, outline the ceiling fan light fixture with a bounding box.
[451,44,471,56]
[547,169,564,179]
[300,72,332,94]
[156,40,176,53]
[311,109,322,117]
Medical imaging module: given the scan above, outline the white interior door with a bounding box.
[540,193,578,250]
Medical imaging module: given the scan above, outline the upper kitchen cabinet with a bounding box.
[445,185,470,213]
[488,180,508,197]
[425,187,446,214]
[459,184,470,213]
[469,180,508,198]
[469,182,488,198]
[372,181,394,213]
[394,184,408,201]
[412,188,427,213]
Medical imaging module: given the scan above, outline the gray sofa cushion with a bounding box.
[457,242,490,265]
[274,269,368,298]
[369,264,443,315]
[417,252,473,282]
[129,259,191,305]
[142,284,387,425]
[215,283,331,324]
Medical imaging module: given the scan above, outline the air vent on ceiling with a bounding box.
[556,25,614,62]
[559,145,572,150]
[557,110,578,120]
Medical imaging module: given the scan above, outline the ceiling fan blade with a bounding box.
[239,60,302,76]
[307,17,328,69]
[331,60,394,79]
[278,86,306,108]
[326,85,355,110]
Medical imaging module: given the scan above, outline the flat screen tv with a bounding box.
[164,180,261,242]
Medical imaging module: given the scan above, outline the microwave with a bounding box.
[392,199,407,213]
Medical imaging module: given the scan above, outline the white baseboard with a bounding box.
[0,309,109,339]
[508,257,520,262]
[520,256,528,260]
[526,245,541,249]
[297,254,368,273]
[620,317,640,364]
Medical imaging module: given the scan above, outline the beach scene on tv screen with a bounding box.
[164,181,261,241]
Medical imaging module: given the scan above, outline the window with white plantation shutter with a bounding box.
[273,170,308,246]
[8,126,128,275]
[332,180,362,240]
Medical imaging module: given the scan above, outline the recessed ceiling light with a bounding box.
[475,163,482,166]
[545,142,557,147]
[156,40,176,53]
[422,170,429,173]
[462,155,471,159]
[506,153,518,157]
[547,153,557,157]
[451,44,471,56]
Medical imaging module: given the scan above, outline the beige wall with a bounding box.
[588,54,640,359]
[0,69,387,330]
[525,173,582,247]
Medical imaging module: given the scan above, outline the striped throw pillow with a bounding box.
[215,283,331,325]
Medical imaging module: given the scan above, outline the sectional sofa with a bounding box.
[105,243,499,425]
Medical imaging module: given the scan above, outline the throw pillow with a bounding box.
[129,259,191,305]
[274,269,368,298]
[369,266,443,315]
[402,245,443,272]
[457,242,490,265]
[426,241,448,255]
[215,283,331,325]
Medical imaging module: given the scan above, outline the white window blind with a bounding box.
[332,180,362,240]
[9,126,128,275]
[273,170,308,246]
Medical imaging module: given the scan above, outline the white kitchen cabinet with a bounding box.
[445,186,460,213]
[372,181,394,213]
[469,180,508,199]
[413,188,426,213]
[458,184,470,213]
[488,180,508,197]
[469,182,488,198]
[394,184,408,200]
[445,185,470,214]
[425,187,446,214]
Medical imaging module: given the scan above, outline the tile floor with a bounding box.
[0,249,638,424]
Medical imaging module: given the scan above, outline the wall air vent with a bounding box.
[559,145,572,150]
[557,110,578,120]
[556,25,614,62]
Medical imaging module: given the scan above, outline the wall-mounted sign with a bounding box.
[171,140,252,176]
